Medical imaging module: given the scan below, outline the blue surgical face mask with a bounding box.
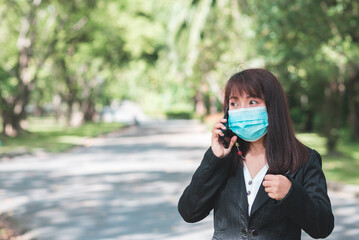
[228,106,269,142]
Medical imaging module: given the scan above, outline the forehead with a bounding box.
[225,76,265,102]
[229,88,257,99]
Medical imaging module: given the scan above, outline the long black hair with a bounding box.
[224,68,308,174]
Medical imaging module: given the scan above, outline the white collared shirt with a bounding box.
[243,162,269,216]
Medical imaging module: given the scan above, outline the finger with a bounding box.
[215,118,227,125]
[268,192,277,200]
[227,136,237,149]
[222,136,237,154]
[213,122,226,131]
[262,180,271,188]
[213,129,224,136]
[264,186,271,193]
[264,174,276,181]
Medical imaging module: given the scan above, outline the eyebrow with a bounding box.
[229,95,257,99]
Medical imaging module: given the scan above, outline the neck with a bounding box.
[248,137,265,155]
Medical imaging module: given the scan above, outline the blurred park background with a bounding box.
[0,0,359,238]
[1,0,358,182]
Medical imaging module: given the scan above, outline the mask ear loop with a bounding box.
[227,101,245,160]
[235,142,246,160]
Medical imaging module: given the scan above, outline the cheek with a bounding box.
[257,99,266,106]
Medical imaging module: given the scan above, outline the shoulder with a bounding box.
[305,146,323,168]
[290,146,323,178]
[298,147,326,184]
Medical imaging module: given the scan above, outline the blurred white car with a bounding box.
[101,100,148,125]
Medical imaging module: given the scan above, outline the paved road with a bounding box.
[0,120,358,240]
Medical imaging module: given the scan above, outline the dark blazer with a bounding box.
[178,147,334,239]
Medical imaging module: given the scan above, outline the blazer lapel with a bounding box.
[288,168,300,178]
[250,183,270,216]
[250,169,298,216]
[236,164,249,218]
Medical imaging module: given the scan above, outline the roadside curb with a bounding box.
[0,151,31,162]
[328,181,359,201]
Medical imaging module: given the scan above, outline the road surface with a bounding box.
[0,120,358,239]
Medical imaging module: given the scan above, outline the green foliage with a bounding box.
[241,0,359,150]
[165,110,193,120]
[0,0,358,147]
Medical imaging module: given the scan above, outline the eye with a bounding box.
[230,102,238,106]
[249,100,258,105]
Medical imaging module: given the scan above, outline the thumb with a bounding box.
[227,135,237,151]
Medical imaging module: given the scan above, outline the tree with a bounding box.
[165,0,254,116]
[242,0,359,152]
[0,0,60,136]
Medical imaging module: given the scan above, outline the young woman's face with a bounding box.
[228,91,266,110]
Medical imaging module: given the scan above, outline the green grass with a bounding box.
[297,133,359,185]
[0,117,126,154]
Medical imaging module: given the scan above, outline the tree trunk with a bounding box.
[53,95,63,123]
[322,81,343,154]
[59,58,78,127]
[1,95,28,136]
[194,91,207,116]
[83,100,96,122]
[69,102,84,127]
[304,110,314,132]
[66,99,74,126]
[1,110,23,137]
[347,69,359,141]
[209,95,217,114]
[0,77,31,136]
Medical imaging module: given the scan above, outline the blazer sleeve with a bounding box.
[178,147,232,223]
[279,149,334,238]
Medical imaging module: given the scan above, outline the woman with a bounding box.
[178,69,334,239]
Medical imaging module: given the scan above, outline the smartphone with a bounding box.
[220,104,234,148]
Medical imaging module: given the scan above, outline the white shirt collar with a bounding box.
[243,162,269,216]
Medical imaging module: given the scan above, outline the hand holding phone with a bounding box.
[219,105,235,148]
[211,105,237,158]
